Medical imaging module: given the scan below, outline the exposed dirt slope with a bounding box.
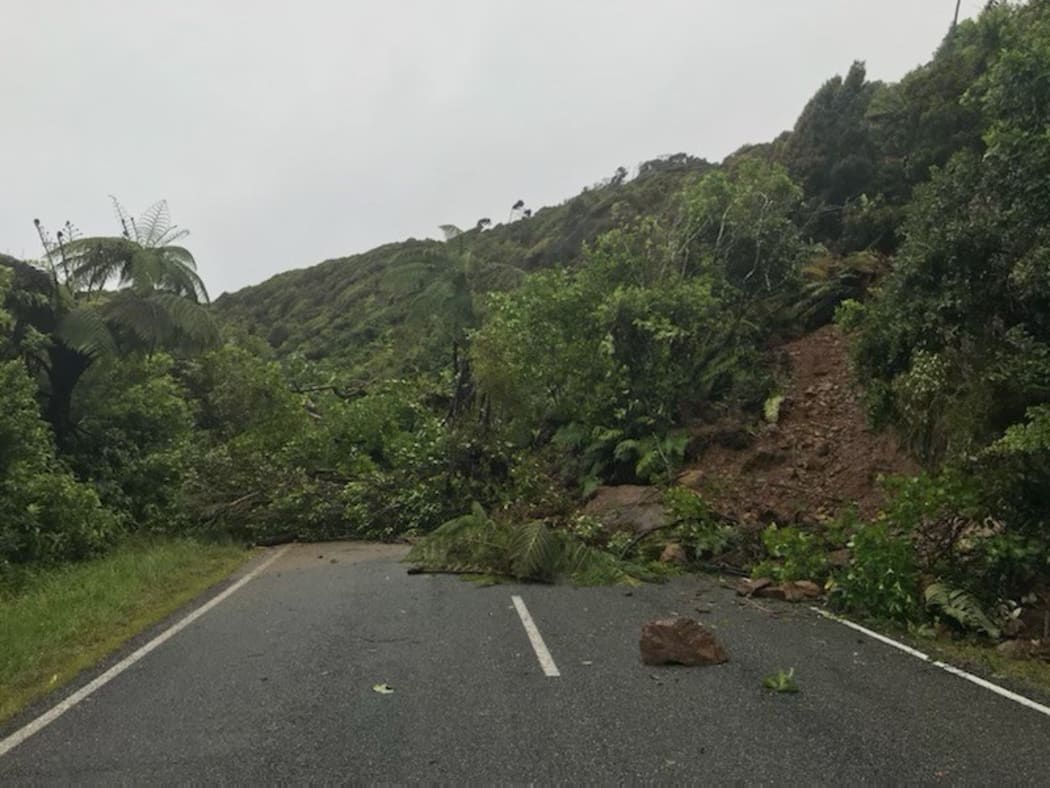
[686,325,918,526]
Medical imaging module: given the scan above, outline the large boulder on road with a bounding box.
[640,617,729,666]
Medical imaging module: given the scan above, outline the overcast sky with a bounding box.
[1,1,982,296]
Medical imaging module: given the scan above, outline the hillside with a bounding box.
[214,154,712,371]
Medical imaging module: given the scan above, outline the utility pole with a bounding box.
[952,0,962,30]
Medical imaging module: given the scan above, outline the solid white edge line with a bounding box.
[511,595,561,678]
[0,544,292,759]
[811,606,1050,719]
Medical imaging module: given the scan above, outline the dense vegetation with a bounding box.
[3,2,1049,638]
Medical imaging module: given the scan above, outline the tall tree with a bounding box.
[384,234,522,419]
[10,199,218,439]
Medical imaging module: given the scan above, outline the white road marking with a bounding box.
[511,595,561,678]
[812,607,1050,719]
[0,545,292,759]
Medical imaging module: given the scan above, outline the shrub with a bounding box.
[752,524,828,582]
[0,361,119,568]
[830,523,920,625]
[663,487,734,560]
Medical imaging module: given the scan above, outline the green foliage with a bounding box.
[474,174,790,489]
[763,394,784,424]
[835,4,1050,603]
[781,61,882,250]
[848,2,1050,468]
[663,487,734,560]
[404,505,649,586]
[214,159,714,373]
[555,426,689,490]
[7,203,217,442]
[924,582,1000,640]
[568,514,605,546]
[752,524,828,582]
[679,158,807,304]
[762,668,800,693]
[66,355,195,530]
[0,361,119,568]
[830,523,920,625]
[795,252,889,329]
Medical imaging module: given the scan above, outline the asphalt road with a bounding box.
[2,541,1049,783]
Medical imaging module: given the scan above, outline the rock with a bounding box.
[640,617,729,666]
[734,577,773,597]
[660,543,688,565]
[781,580,823,601]
[676,469,705,490]
[754,584,788,601]
[753,580,822,602]
[583,485,667,535]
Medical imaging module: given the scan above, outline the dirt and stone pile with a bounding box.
[684,324,918,528]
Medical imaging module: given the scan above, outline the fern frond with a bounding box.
[137,200,172,247]
[54,306,116,358]
[147,293,220,347]
[160,245,198,271]
[103,293,169,345]
[509,521,560,582]
[406,508,653,586]
[924,583,1000,639]
[109,195,135,240]
[404,507,505,572]
[154,226,190,248]
[556,536,644,586]
[613,438,641,462]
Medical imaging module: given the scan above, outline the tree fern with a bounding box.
[405,505,651,585]
[53,307,116,358]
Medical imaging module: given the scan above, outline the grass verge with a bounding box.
[916,638,1050,700]
[0,537,250,724]
[843,613,1050,699]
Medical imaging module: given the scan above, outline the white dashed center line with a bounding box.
[512,595,561,677]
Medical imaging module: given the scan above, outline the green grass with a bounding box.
[0,538,250,723]
[917,638,1050,700]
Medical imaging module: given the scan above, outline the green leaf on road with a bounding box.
[762,668,799,693]
[372,683,395,694]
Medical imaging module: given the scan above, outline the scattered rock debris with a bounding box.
[734,577,823,602]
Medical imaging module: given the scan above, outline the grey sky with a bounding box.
[1,1,982,296]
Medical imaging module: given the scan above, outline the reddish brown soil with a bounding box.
[685,325,919,526]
